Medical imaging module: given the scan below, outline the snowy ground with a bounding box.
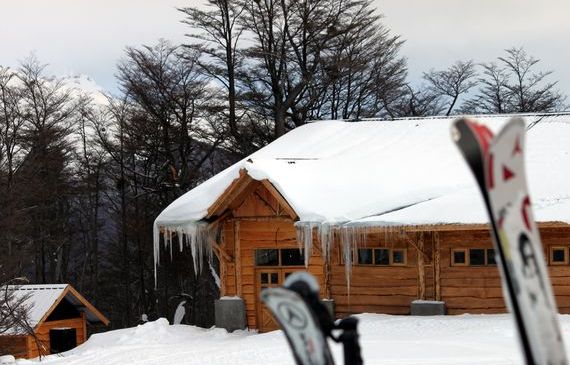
[20,313,570,365]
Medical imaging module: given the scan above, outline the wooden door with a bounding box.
[256,269,282,332]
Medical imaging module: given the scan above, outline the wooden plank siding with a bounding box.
[213,175,570,330]
[27,317,86,358]
[0,335,28,358]
[329,231,420,318]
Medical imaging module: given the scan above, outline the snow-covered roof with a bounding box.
[155,113,570,234]
[2,284,109,335]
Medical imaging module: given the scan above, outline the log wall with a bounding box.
[28,316,86,358]
[217,182,325,331]
[214,179,570,328]
[330,231,420,317]
[0,335,27,358]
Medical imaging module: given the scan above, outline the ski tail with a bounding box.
[452,117,568,365]
[262,271,363,365]
[260,273,335,365]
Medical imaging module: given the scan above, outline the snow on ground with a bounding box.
[21,313,570,365]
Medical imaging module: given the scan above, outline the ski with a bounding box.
[452,117,567,365]
[260,272,335,365]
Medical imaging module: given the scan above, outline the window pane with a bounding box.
[358,249,373,264]
[255,249,279,266]
[270,273,279,284]
[375,249,390,265]
[487,249,496,265]
[261,273,268,284]
[281,248,304,266]
[552,248,566,263]
[453,250,466,264]
[469,249,485,266]
[392,250,405,264]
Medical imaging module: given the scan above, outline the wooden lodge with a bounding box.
[154,114,570,332]
[0,284,109,358]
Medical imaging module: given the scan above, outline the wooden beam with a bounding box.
[434,232,441,301]
[417,232,425,300]
[235,220,242,297]
[66,286,110,326]
[207,169,253,218]
[260,180,298,220]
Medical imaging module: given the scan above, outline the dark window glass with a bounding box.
[260,273,268,284]
[375,249,390,265]
[487,249,496,265]
[552,248,566,263]
[392,249,405,265]
[469,249,485,266]
[255,249,279,266]
[270,273,279,284]
[453,250,466,264]
[281,248,304,266]
[358,249,373,264]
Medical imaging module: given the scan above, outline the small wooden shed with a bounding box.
[0,284,109,358]
[154,113,570,332]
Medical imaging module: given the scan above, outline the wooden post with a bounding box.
[235,221,242,297]
[417,232,425,300]
[434,232,441,301]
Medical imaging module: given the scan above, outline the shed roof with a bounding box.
[155,113,570,234]
[2,284,109,335]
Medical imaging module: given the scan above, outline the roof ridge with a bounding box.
[306,111,570,123]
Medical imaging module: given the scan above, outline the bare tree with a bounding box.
[423,60,477,116]
[179,0,246,153]
[240,0,368,138]
[464,47,566,114]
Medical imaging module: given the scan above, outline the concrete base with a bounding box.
[215,297,247,332]
[411,300,446,316]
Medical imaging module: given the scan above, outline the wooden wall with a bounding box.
[438,228,504,314]
[437,225,570,314]
[28,315,86,358]
[0,335,27,358]
[216,182,325,330]
[330,231,419,317]
[214,180,570,329]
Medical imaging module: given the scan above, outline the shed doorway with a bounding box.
[49,328,77,354]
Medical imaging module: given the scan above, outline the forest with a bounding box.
[0,0,566,331]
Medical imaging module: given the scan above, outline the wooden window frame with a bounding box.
[354,248,407,267]
[452,247,499,266]
[451,248,468,266]
[390,248,407,266]
[550,246,569,266]
[254,247,305,267]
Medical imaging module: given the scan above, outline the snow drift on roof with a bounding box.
[155,113,570,231]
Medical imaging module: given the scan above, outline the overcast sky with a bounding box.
[1,0,569,99]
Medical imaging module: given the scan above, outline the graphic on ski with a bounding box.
[261,284,334,365]
[452,117,567,365]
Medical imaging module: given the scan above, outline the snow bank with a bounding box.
[22,314,570,365]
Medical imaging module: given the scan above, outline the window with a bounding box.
[451,249,467,266]
[550,246,568,265]
[256,249,279,266]
[255,248,305,267]
[451,248,495,266]
[281,248,304,266]
[358,249,373,265]
[469,249,485,266]
[392,249,406,265]
[356,248,406,266]
[375,248,390,265]
[487,249,496,265]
